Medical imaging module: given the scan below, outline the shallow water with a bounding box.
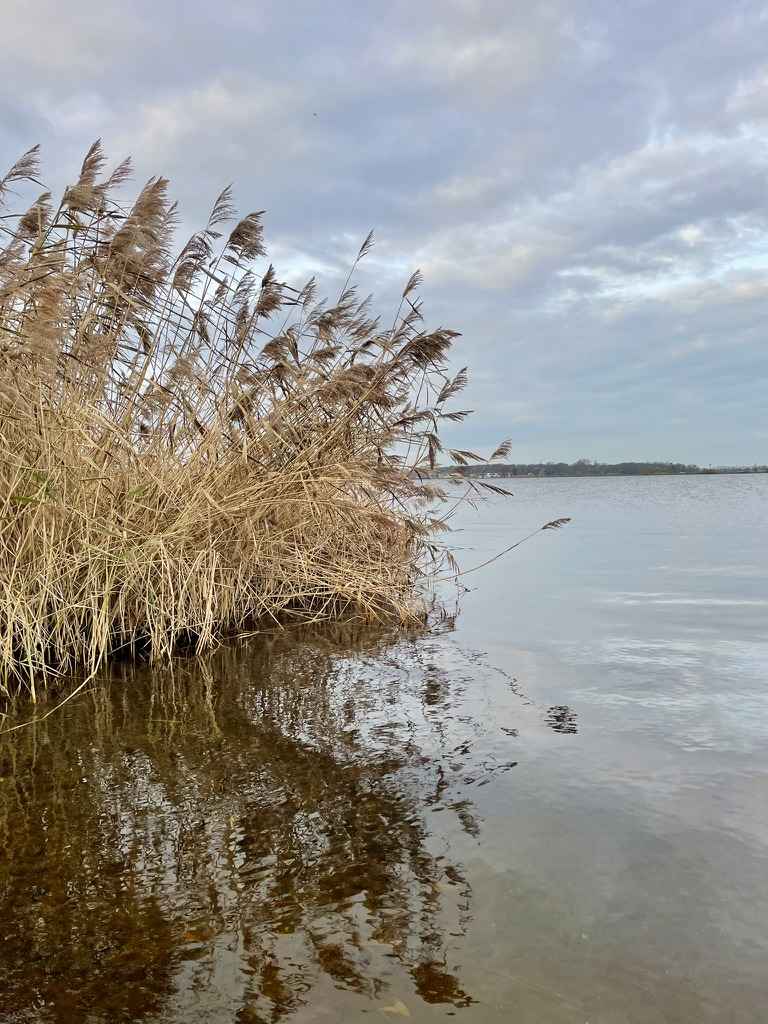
[1,474,767,1022]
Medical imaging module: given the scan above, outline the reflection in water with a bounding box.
[4,476,768,1022]
[545,705,578,734]
[0,625,487,1023]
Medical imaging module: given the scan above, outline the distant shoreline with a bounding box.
[429,461,768,480]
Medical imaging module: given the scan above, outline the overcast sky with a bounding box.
[2,0,767,463]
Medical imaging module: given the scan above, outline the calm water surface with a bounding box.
[1,474,767,1022]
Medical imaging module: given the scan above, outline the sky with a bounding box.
[2,0,767,464]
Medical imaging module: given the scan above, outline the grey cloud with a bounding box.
[1,0,766,463]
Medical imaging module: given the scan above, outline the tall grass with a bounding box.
[0,143,508,697]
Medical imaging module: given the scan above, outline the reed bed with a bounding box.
[0,143,508,697]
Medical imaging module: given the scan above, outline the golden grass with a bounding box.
[0,142,510,697]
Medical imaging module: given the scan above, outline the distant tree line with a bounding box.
[432,458,768,479]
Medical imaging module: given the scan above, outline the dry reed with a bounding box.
[0,143,509,697]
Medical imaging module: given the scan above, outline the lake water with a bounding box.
[1,474,767,1022]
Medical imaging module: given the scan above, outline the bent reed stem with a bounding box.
[0,142,509,698]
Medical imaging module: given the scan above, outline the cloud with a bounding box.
[112,77,307,168]
[727,65,768,125]
[0,0,766,462]
[0,0,144,78]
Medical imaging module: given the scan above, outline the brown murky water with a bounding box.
[2,475,768,1022]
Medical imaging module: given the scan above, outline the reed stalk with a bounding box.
[0,143,509,696]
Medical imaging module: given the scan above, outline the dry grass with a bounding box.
[0,142,508,697]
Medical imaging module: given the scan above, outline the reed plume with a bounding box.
[0,143,505,697]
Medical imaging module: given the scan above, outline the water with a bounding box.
[1,474,767,1022]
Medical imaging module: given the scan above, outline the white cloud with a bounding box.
[111,77,307,166]
[1,0,766,461]
[727,66,768,123]
[0,0,144,77]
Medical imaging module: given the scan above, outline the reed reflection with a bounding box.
[0,625,479,1022]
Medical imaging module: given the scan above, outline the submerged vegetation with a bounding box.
[0,143,508,697]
